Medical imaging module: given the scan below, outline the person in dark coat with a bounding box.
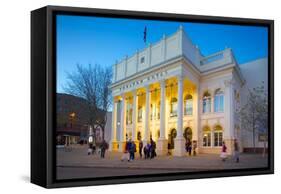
[192,140,197,156]
[186,139,192,156]
[139,140,143,158]
[144,143,150,159]
[220,141,227,161]
[129,141,136,161]
[150,138,156,159]
[100,140,108,158]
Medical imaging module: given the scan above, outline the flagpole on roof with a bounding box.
[143,26,147,45]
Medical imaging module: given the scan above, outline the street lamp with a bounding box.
[69,112,76,128]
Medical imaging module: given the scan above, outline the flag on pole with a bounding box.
[143,26,147,43]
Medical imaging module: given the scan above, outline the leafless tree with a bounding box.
[64,64,112,141]
[238,82,268,154]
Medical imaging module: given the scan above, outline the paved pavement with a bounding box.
[56,145,268,179]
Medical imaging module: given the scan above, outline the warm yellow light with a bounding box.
[70,112,76,118]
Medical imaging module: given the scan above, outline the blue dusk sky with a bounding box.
[56,15,268,93]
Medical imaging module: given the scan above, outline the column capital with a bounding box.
[132,89,138,96]
[177,74,184,82]
[160,79,166,87]
[224,79,234,88]
[144,84,150,90]
[121,93,126,99]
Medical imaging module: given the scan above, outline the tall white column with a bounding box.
[111,100,117,141]
[177,75,184,138]
[157,79,168,156]
[193,86,199,141]
[132,90,138,141]
[119,94,127,152]
[174,75,185,156]
[160,80,166,139]
[144,85,150,143]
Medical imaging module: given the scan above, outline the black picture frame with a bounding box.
[31,5,274,188]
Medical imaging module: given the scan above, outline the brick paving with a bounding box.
[57,145,268,171]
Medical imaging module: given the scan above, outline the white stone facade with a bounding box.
[108,26,266,156]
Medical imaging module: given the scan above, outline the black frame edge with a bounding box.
[31,6,48,188]
[31,5,274,188]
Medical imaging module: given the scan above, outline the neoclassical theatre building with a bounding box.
[109,26,248,156]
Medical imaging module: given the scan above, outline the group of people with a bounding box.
[87,139,108,158]
[121,138,157,162]
[142,138,157,159]
[185,139,197,156]
[121,139,137,161]
[86,137,240,163]
[220,139,240,163]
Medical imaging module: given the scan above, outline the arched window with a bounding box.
[184,127,192,141]
[214,89,224,112]
[170,97,178,117]
[203,125,211,147]
[157,101,160,120]
[168,129,177,149]
[203,91,211,113]
[126,103,133,124]
[157,130,160,139]
[214,125,223,147]
[138,106,142,122]
[137,131,142,141]
[184,94,193,115]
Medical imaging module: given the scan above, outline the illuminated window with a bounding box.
[214,125,223,146]
[170,97,178,117]
[214,89,224,112]
[184,94,193,115]
[138,106,142,122]
[203,91,211,113]
[126,103,132,124]
[157,101,160,120]
[203,126,211,147]
[183,127,192,141]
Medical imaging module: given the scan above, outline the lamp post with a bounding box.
[69,112,76,129]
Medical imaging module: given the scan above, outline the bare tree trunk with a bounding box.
[252,112,256,153]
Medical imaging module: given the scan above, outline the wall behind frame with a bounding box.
[0,0,278,193]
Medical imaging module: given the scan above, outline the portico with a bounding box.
[110,68,199,156]
[109,26,244,156]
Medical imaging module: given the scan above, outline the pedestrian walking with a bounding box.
[150,139,156,159]
[192,140,197,156]
[121,141,130,162]
[144,143,150,159]
[233,139,240,163]
[186,139,192,156]
[100,140,108,158]
[87,143,93,155]
[129,140,136,161]
[220,141,227,161]
[139,140,143,158]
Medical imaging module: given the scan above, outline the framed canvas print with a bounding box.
[31,5,274,188]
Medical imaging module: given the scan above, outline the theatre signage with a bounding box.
[117,70,169,93]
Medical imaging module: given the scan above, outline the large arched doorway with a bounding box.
[137,131,142,141]
[183,127,192,142]
[168,128,177,149]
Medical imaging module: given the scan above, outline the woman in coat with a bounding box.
[220,141,227,161]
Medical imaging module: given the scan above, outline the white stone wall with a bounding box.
[239,58,268,149]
